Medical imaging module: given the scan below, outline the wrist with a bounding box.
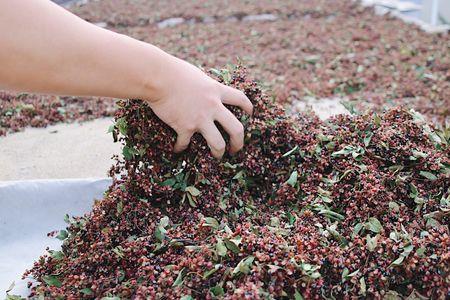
[110,33,175,103]
[138,44,178,104]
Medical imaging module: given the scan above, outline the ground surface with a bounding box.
[0,0,448,137]
[0,118,120,180]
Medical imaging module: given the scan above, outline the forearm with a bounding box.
[0,0,169,100]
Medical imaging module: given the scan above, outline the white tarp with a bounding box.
[0,178,111,297]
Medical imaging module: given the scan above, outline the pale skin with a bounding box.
[0,0,253,159]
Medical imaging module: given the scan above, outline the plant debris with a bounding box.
[24,66,449,299]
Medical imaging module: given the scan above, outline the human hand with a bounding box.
[145,56,253,159]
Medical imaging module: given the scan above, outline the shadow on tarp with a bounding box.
[0,178,111,297]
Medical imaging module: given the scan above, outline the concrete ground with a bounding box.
[289,97,349,119]
[0,118,121,181]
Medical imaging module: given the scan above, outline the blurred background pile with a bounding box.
[1,0,448,136]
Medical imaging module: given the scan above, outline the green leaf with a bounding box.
[389,231,400,242]
[342,269,359,282]
[185,186,201,197]
[56,230,68,241]
[203,264,221,279]
[390,255,405,266]
[411,149,427,159]
[49,250,64,260]
[374,114,382,126]
[122,145,137,160]
[366,234,378,252]
[101,297,120,300]
[232,170,245,180]
[366,217,382,233]
[6,296,25,300]
[341,100,359,113]
[161,178,176,187]
[294,290,304,300]
[359,277,366,296]
[210,68,222,77]
[232,256,254,276]
[203,217,219,230]
[187,193,197,207]
[403,244,414,255]
[116,201,123,215]
[425,217,440,228]
[332,146,354,157]
[216,238,227,257]
[6,281,15,294]
[326,223,346,244]
[224,237,241,254]
[363,132,373,147]
[43,275,62,288]
[304,54,321,64]
[80,288,93,295]
[107,124,115,134]
[270,216,280,227]
[299,262,321,279]
[419,171,438,181]
[155,227,165,242]
[282,145,298,157]
[286,170,298,187]
[155,216,170,242]
[287,211,296,225]
[210,285,224,297]
[180,296,193,300]
[115,117,127,135]
[223,162,237,169]
[63,214,70,224]
[416,247,426,257]
[409,183,418,199]
[390,244,414,267]
[352,222,364,238]
[339,169,352,180]
[341,268,349,281]
[159,216,170,228]
[318,209,345,221]
[112,246,124,258]
[388,201,400,212]
[351,146,365,160]
[173,268,186,287]
[317,187,331,196]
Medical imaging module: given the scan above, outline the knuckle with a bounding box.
[175,122,195,134]
[183,124,196,133]
[207,97,222,109]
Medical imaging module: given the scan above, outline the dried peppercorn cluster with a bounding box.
[25,67,449,299]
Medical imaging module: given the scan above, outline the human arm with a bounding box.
[0,0,252,158]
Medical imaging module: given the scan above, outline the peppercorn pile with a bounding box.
[25,67,449,299]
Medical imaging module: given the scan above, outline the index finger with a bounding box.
[219,84,253,115]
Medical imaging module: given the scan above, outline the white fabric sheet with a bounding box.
[0,178,111,297]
